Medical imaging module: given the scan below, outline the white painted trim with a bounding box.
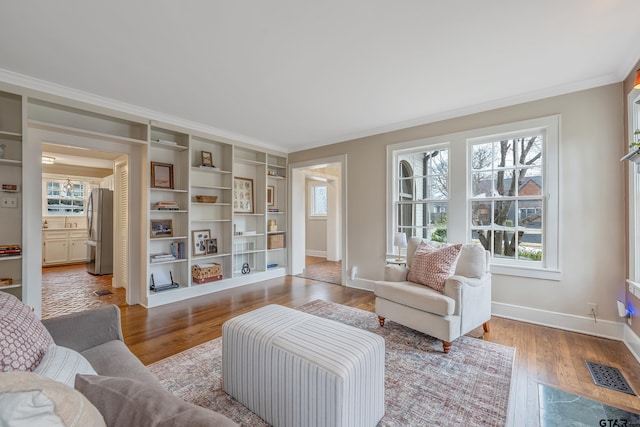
[347,277,375,292]
[306,250,327,258]
[623,324,640,364]
[492,301,624,340]
[0,68,288,153]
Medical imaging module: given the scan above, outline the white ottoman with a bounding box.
[222,304,385,427]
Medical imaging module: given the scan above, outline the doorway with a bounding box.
[38,142,131,318]
[290,156,346,285]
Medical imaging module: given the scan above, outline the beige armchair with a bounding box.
[374,237,492,353]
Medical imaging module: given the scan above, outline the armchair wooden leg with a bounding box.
[442,340,452,354]
[378,316,385,327]
[482,321,490,333]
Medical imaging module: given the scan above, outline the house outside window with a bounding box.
[388,115,559,280]
[470,135,544,263]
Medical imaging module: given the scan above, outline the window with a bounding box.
[310,183,327,216]
[396,149,449,242]
[628,91,640,284]
[470,135,544,264]
[388,116,559,279]
[45,180,88,215]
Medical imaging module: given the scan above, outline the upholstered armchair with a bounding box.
[374,237,492,353]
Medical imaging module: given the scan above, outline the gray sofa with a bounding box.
[41,304,160,386]
[1,291,239,426]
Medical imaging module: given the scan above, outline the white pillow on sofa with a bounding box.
[33,345,96,388]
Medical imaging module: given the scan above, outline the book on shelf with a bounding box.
[154,201,179,210]
[150,253,176,263]
[0,244,21,256]
[1,184,19,192]
[268,208,280,212]
[198,164,218,169]
[170,242,186,259]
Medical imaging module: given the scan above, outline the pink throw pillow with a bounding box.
[407,244,462,293]
[0,292,54,371]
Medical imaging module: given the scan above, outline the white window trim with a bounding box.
[627,90,640,285]
[387,115,561,280]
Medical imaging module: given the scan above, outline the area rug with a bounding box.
[148,300,515,426]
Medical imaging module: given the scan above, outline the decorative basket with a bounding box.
[195,195,218,203]
[192,264,222,284]
[267,234,285,249]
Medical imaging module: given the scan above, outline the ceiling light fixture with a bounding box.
[41,156,55,164]
[635,69,640,90]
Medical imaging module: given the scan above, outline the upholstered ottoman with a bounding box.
[222,304,385,427]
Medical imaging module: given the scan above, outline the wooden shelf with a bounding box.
[0,130,21,140]
[0,158,21,166]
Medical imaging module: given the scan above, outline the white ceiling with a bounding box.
[2,1,640,152]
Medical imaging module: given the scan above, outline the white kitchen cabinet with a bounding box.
[43,239,68,265]
[43,229,89,266]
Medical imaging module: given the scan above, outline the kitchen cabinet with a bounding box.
[43,229,88,266]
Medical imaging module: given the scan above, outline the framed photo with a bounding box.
[267,185,275,206]
[150,219,173,238]
[151,162,174,189]
[201,151,213,167]
[233,177,254,214]
[192,229,211,256]
[206,238,218,254]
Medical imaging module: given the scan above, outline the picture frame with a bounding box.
[151,162,174,189]
[150,219,173,238]
[192,229,211,256]
[267,185,275,207]
[206,238,218,254]
[201,151,213,167]
[233,177,254,214]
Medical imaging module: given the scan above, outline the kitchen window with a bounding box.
[45,180,89,215]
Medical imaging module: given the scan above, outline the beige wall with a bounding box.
[289,84,626,322]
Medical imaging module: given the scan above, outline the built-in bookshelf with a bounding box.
[0,91,23,299]
[144,128,288,307]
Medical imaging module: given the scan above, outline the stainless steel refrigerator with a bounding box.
[86,188,113,275]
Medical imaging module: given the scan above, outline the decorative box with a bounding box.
[192,263,222,284]
[267,234,284,249]
[268,219,277,232]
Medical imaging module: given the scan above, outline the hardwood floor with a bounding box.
[113,275,640,424]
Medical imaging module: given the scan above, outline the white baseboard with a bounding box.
[491,301,624,341]
[306,250,327,258]
[623,323,640,363]
[347,277,375,291]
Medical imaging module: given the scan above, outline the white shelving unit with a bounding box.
[0,91,23,299]
[143,129,287,307]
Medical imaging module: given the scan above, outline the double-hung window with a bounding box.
[45,180,89,215]
[395,148,449,242]
[388,115,559,279]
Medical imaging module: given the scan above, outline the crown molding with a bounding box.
[0,68,289,153]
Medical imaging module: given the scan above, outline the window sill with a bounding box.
[490,264,561,281]
[307,216,327,221]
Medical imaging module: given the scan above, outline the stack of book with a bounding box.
[0,244,21,257]
[150,253,176,263]
[268,208,280,213]
[170,242,186,259]
[154,201,180,210]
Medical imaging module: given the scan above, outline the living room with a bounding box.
[2,2,640,425]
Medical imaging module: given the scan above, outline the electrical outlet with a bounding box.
[588,303,598,316]
[1,197,17,208]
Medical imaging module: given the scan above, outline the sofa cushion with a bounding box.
[0,292,54,372]
[407,244,462,293]
[33,344,97,388]
[0,371,105,427]
[81,340,162,386]
[75,375,239,427]
[374,280,455,316]
[454,244,487,278]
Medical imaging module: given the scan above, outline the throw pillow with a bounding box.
[0,371,105,427]
[407,244,462,293]
[33,344,97,387]
[0,292,54,372]
[75,375,239,427]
